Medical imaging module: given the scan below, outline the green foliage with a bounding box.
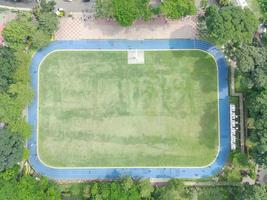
[137,179,154,199]
[196,185,267,200]
[258,0,267,21]
[231,151,249,167]
[160,0,196,19]
[37,12,58,35]
[196,186,229,200]
[0,50,33,138]
[205,6,258,45]
[200,0,208,9]
[3,13,36,49]
[247,90,267,166]
[96,0,114,18]
[218,0,232,6]
[0,176,61,200]
[153,179,190,200]
[262,32,267,46]
[232,184,267,200]
[151,6,161,15]
[112,0,152,26]
[22,148,30,160]
[235,43,267,167]
[112,0,138,26]
[31,30,51,49]
[219,151,250,182]
[0,47,18,93]
[88,177,154,199]
[0,129,23,172]
[236,45,267,89]
[4,1,58,50]
[0,165,19,181]
[40,0,56,13]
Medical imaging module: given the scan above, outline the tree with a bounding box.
[3,13,36,49]
[38,12,59,35]
[205,6,258,45]
[247,90,267,166]
[153,179,190,200]
[0,165,19,181]
[112,0,139,26]
[0,93,32,138]
[160,0,196,19]
[196,185,267,200]
[231,184,267,200]
[40,0,56,13]
[258,0,267,21]
[0,176,61,200]
[236,45,267,89]
[96,0,114,18]
[218,0,231,6]
[200,0,208,9]
[112,0,152,26]
[0,47,18,92]
[0,129,23,172]
[138,179,154,199]
[196,186,228,200]
[31,30,51,49]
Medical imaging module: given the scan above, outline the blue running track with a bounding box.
[28,39,230,180]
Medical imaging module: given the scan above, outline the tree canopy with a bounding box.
[235,44,267,167]
[0,175,61,200]
[205,6,258,45]
[37,12,58,35]
[160,0,196,19]
[196,185,267,200]
[236,45,267,89]
[0,129,23,172]
[2,13,36,49]
[112,0,152,26]
[0,47,18,93]
[4,1,58,50]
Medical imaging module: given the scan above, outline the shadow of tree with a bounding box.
[198,101,218,149]
[190,52,218,93]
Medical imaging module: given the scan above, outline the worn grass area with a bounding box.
[38,50,218,167]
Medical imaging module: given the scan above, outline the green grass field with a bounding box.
[38,50,218,167]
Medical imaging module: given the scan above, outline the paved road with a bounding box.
[0,0,35,9]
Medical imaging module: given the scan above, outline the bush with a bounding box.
[160,0,196,19]
[113,0,152,26]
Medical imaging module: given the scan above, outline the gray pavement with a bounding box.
[55,0,95,13]
[0,0,35,9]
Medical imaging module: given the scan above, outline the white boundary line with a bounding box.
[36,49,221,169]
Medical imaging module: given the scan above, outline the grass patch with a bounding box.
[38,50,219,167]
[247,0,262,19]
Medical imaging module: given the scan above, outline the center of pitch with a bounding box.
[128,50,144,64]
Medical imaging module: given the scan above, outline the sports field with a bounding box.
[38,50,218,167]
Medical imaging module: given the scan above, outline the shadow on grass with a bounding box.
[191,54,218,94]
[198,101,218,150]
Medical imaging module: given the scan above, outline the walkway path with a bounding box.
[230,61,245,152]
[55,13,197,40]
